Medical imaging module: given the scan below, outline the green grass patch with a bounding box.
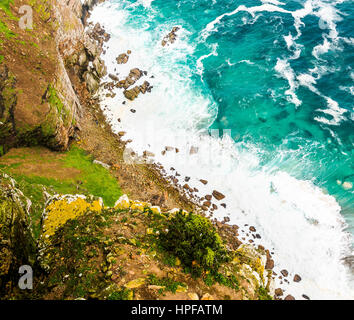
[0,0,14,17]
[63,146,122,207]
[0,20,16,39]
[0,146,122,237]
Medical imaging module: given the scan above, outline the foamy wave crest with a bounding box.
[275,58,302,106]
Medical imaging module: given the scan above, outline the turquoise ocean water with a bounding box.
[90,0,354,298]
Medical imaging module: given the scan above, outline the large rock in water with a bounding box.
[0,174,35,297]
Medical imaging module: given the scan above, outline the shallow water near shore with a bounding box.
[89,0,354,299]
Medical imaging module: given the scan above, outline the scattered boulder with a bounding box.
[116,53,129,64]
[200,179,208,185]
[89,23,110,44]
[212,190,225,201]
[280,269,288,277]
[117,68,142,90]
[162,26,180,46]
[139,81,152,94]
[125,278,146,289]
[284,294,295,300]
[108,74,119,81]
[124,86,141,101]
[143,151,155,158]
[275,288,283,297]
[293,274,302,282]
[203,201,211,208]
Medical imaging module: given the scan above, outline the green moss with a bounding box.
[47,85,64,115]
[108,288,132,300]
[37,211,111,299]
[0,0,15,18]
[28,0,51,22]
[0,20,16,39]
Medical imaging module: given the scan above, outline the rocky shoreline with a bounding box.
[86,3,303,300]
[0,0,302,300]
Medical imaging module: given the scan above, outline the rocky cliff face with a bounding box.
[0,0,106,154]
[0,173,35,297]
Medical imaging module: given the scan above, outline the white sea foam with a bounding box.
[261,0,286,6]
[196,43,219,80]
[201,4,291,39]
[275,59,302,106]
[89,1,354,299]
[297,72,348,125]
[315,98,348,126]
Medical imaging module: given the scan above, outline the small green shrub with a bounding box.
[258,287,272,300]
[108,289,132,300]
[158,211,230,275]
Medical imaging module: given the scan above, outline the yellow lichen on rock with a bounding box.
[150,206,161,215]
[114,194,130,210]
[42,196,102,239]
[131,201,151,212]
[90,199,103,213]
[125,278,146,289]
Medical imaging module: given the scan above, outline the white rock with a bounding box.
[93,160,111,170]
[114,194,130,210]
